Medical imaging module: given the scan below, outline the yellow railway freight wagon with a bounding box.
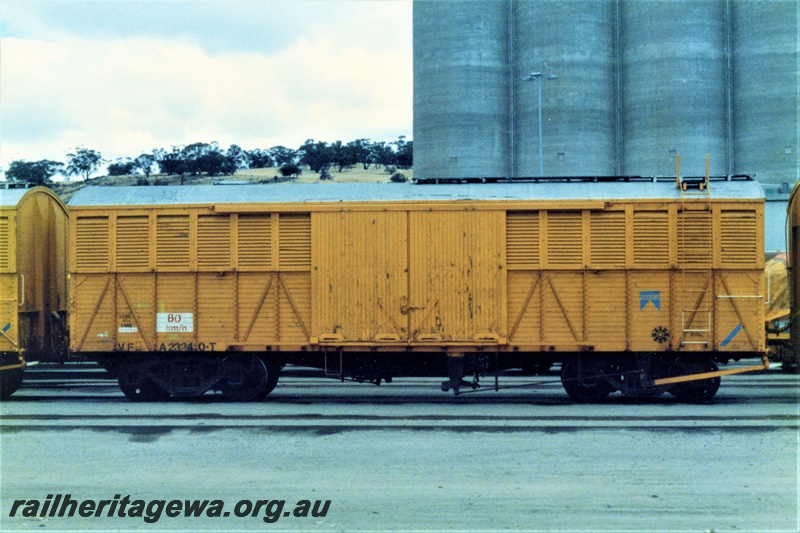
[0,186,69,399]
[67,177,767,401]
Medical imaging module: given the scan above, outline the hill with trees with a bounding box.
[2,136,412,191]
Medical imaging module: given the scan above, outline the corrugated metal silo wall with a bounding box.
[412,0,799,184]
[732,0,800,184]
[620,0,728,177]
[514,0,617,177]
[412,0,510,179]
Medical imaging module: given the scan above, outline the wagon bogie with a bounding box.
[558,352,725,402]
[114,353,282,401]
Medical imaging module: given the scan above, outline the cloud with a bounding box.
[0,1,411,169]
[1,1,372,55]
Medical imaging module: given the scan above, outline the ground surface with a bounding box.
[1,365,798,532]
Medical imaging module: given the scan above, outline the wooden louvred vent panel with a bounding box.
[197,215,231,270]
[678,210,712,267]
[506,212,539,269]
[720,210,758,267]
[590,211,625,268]
[156,215,190,270]
[238,215,271,269]
[75,216,109,271]
[279,214,311,270]
[546,212,582,267]
[116,216,149,270]
[633,211,669,266]
[0,217,8,271]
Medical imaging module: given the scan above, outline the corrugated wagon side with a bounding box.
[0,186,68,399]
[503,182,766,400]
[67,178,768,401]
[68,203,317,399]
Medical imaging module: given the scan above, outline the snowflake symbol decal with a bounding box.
[651,326,670,344]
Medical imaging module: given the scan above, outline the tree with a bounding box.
[153,142,238,179]
[5,160,63,186]
[134,153,157,180]
[186,142,236,176]
[65,147,105,180]
[390,171,408,183]
[299,139,333,173]
[331,141,357,172]
[156,146,188,176]
[269,146,297,167]
[246,148,274,169]
[393,136,413,169]
[371,141,395,169]
[197,150,236,176]
[182,142,212,175]
[347,139,374,170]
[107,158,136,176]
[279,163,302,178]
[226,144,248,170]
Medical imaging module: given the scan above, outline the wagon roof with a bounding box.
[67,179,765,207]
[0,186,65,209]
[0,188,32,207]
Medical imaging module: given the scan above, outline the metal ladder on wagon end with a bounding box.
[676,154,713,348]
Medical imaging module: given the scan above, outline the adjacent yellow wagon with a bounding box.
[0,186,68,399]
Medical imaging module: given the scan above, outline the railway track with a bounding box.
[3,364,797,532]
[1,412,797,431]
[4,363,798,432]
[12,362,800,404]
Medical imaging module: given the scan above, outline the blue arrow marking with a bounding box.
[2,322,10,333]
[639,291,661,311]
[720,323,743,347]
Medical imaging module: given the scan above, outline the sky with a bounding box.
[0,0,412,172]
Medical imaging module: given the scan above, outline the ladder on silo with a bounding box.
[676,155,713,348]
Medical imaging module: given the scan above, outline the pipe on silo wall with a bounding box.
[413,0,510,180]
[513,0,617,177]
[732,0,800,185]
[620,0,728,177]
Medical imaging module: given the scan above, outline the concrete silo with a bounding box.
[413,0,511,179]
[619,0,729,177]
[514,0,618,177]
[732,0,800,184]
[412,0,799,184]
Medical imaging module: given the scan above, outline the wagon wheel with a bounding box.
[117,359,170,402]
[218,354,267,402]
[257,359,282,398]
[667,356,720,401]
[560,355,614,402]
